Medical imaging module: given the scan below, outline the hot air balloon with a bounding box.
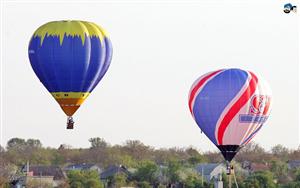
[188,68,272,174]
[28,20,113,129]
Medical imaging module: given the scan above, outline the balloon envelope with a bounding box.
[188,68,272,161]
[28,20,112,118]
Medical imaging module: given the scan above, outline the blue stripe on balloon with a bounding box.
[88,37,113,92]
[29,36,57,92]
[28,35,112,93]
[192,69,249,145]
[81,36,105,92]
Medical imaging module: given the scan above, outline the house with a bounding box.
[100,165,132,188]
[12,165,66,187]
[288,160,300,169]
[250,163,269,172]
[241,161,269,173]
[195,163,226,182]
[100,165,130,180]
[64,163,102,173]
[241,160,251,170]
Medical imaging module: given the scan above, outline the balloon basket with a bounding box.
[67,116,74,129]
[226,161,233,175]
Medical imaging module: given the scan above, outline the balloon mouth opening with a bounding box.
[217,145,241,162]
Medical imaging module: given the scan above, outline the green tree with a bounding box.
[0,176,10,188]
[70,181,83,188]
[112,174,127,187]
[167,160,181,184]
[0,163,17,187]
[235,142,268,163]
[187,156,206,166]
[89,137,108,149]
[68,170,84,186]
[118,154,137,168]
[67,170,103,188]
[186,147,206,165]
[183,174,207,188]
[280,182,300,188]
[51,150,65,165]
[86,179,102,188]
[124,140,152,161]
[244,178,260,188]
[26,139,42,148]
[270,160,288,183]
[295,168,300,182]
[134,160,159,185]
[138,181,151,188]
[271,145,289,160]
[6,138,26,150]
[57,181,70,188]
[243,171,276,188]
[5,138,46,165]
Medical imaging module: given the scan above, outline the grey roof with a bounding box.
[22,165,65,180]
[100,165,129,179]
[195,163,223,175]
[65,163,99,170]
[288,160,300,168]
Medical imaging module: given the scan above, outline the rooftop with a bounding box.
[22,165,65,180]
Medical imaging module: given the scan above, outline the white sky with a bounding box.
[1,0,299,152]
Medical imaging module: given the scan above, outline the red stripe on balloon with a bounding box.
[217,72,258,145]
[188,70,223,114]
[263,96,271,115]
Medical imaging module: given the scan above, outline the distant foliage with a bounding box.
[138,181,152,188]
[271,144,290,160]
[243,171,277,188]
[167,160,182,183]
[89,137,108,149]
[183,173,207,188]
[3,138,300,187]
[26,179,53,188]
[110,174,128,187]
[133,160,159,184]
[67,170,103,188]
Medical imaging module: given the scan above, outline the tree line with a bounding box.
[1,137,300,187]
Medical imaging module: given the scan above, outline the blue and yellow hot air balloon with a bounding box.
[28,20,113,129]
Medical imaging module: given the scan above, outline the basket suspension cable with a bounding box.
[233,171,239,188]
[228,173,232,188]
[232,166,239,188]
[226,161,232,188]
[226,160,239,188]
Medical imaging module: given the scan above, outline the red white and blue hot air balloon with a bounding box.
[188,68,272,162]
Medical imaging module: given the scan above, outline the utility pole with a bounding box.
[201,166,203,186]
[40,172,42,188]
[214,173,223,188]
[26,161,29,176]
